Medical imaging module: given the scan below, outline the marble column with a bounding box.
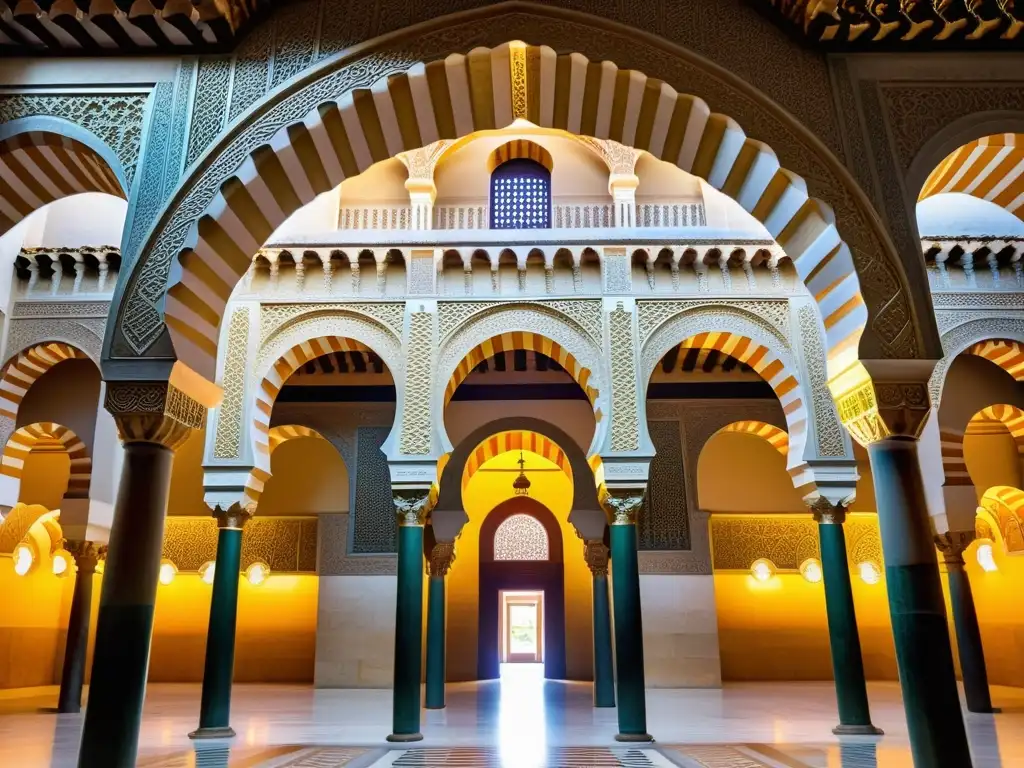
[603,490,652,742]
[424,541,455,710]
[78,381,203,768]
[190,505,252,739]
[867,436,971,767]
[585,540,615,709]
[388,490,429,742]
[811,500,881,735]
[936,530,995,714]
[56,541,104,714]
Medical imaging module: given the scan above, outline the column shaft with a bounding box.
[947,562,994,713]
[424,575,446,709]
[592,572,615,708]
[57,551,96,714]
[78,442,174,768]
[192,524,245,737]
[867,438,971,767]
[609,522,650,741]
[817,519,879,734]
[389,523,424,741]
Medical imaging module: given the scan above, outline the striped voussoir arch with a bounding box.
[0,132,124,234]
[715,420,815,497]
[942,404,1024,487]
[980,485,1024,553]
[0,422,91,499]
[920,134,1024,219]
[164,41,865,382]
[445,331,601,419]
[462,430,573,492]
[248,336,370,506]
[966,340,1024,381]
[267,424,328,453]
[0,342,88,421]
[680,332,806,443]
[940,428,971,487]
[487,139,553,172]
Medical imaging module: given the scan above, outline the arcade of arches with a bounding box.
[1,8,1024,768]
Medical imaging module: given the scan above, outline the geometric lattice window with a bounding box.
[490,158,551,230]
[493,513,550,560]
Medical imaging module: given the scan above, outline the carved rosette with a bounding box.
[584,540,609,577]
[213,502,254,530]
[809,497,846,525]
[428,541,456,577]
[104,381,206,450]
[601,488,646,526]
[934,530,975,567]
[393,488,432,527]
[65,539,106,574]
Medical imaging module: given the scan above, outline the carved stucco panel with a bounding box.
[436,303,610,451]
[213,307,250,459]
[796,305,846,458]
[638,299,791,347]
[438,299,603,347]
[3,318,105,368]
[929,315,1024,405]
[399,310,434,455]
[608,303,640,452]
[259,302,405,348]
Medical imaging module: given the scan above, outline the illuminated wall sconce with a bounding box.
[750,558,776,582]
[199,561,216,585]
[800,558,823,584]
[246,561,270,586]
[13,541,35,576]
[976,541,998,573]
[158,559,177,586]
[858,561,881,585]
[52,548,73,578]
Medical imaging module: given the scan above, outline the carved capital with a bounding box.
[810,497,846,525]
[935,530,975,567]
[833,376,932,447]
[428,541,456,577]
[65,539,105,574]
[213,503,253,530]
[105,381,206,450]
[584,540,609,577]
[601,488,645,526]
[394,488,432,527]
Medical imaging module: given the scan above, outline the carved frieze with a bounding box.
[162,515,318,572]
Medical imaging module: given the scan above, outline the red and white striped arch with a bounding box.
[162,42,868,386]
[462,430,573,492]
[0,422,91,503]
[0,342,89,422]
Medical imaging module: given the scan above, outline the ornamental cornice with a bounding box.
[10,301,111,319]
[932,293,1024,312]
[162,515,318,573]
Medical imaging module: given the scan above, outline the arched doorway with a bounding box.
[477,496,566,681]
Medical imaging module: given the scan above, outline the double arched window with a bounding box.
[490,158,551,230]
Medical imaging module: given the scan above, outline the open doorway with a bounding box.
[501,590,544,663]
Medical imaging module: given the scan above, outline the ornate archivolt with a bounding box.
[0,422,91,507]
[137,37,885,405]
[714,420,816,498]
[929,318,1024,405]
[640,304,810,470]
[462,430,573,492]
[240,310,403,506]
[434,302,609,456]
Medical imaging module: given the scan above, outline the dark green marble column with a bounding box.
[606,493,651,742]
[78,440,176,768]
[813,503,881,735]
[585,541,615,709]
[867,437,971,767]
[57,541,103,714]
[936,531,995,714]
[388,491,428,742]
[424,541,454,710]
[190,506,250,739]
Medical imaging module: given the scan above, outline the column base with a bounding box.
[387,732,424,743]
[188,726,236,740]
[615,732,654,742]
[833,724,884,736]
[967,706,1001,714]
[424,704,445,710]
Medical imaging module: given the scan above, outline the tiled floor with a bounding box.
[1,665,1022,767]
